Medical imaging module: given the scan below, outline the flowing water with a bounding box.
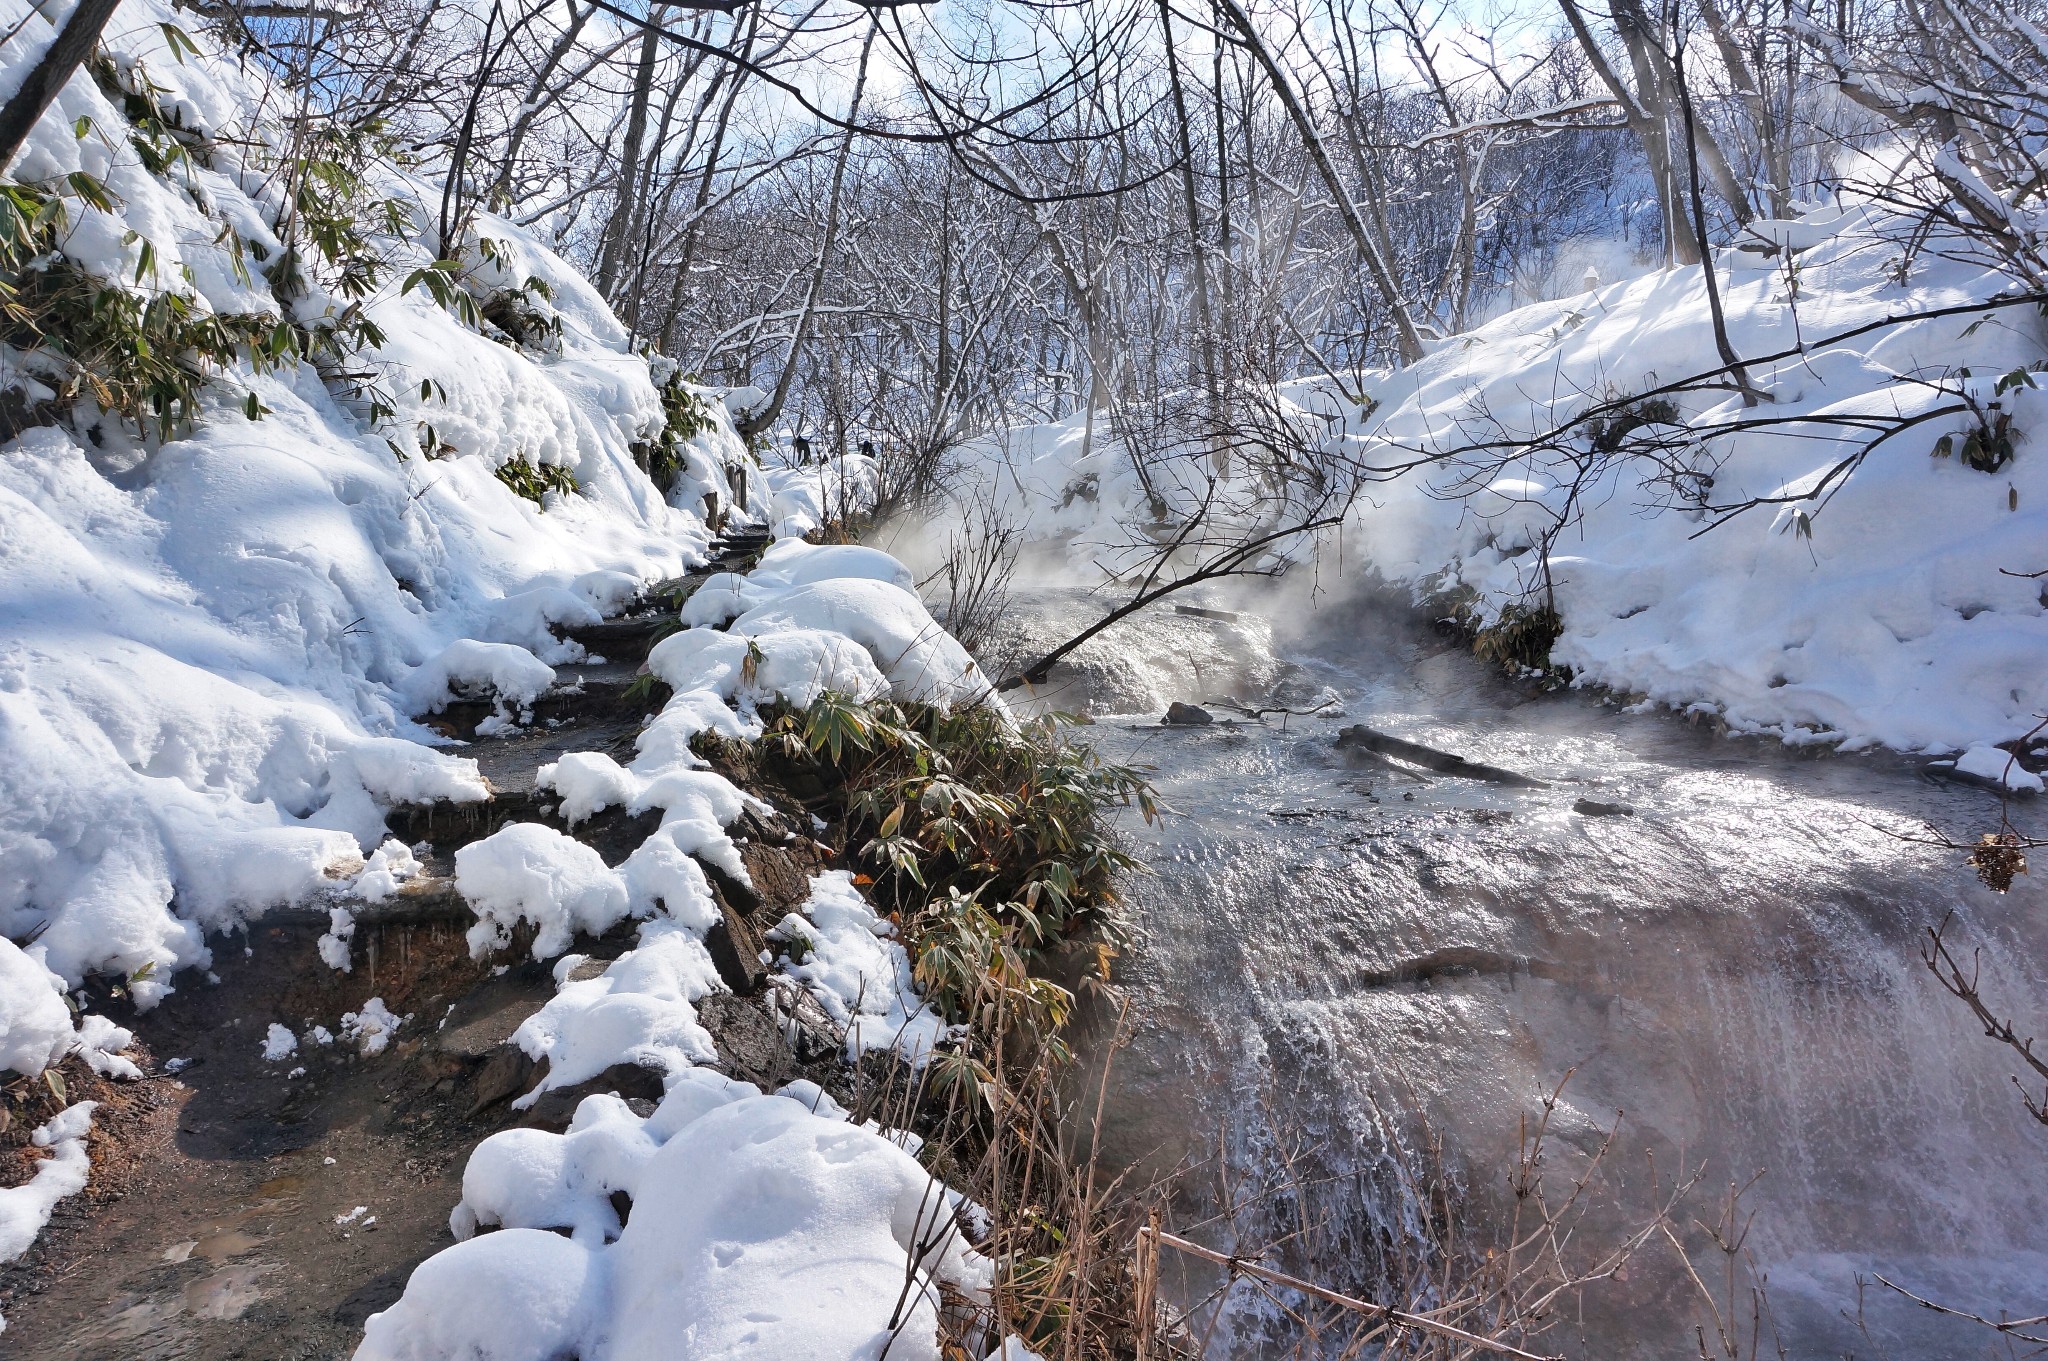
[997,586,2048,1360]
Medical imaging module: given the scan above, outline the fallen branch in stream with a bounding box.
[1203,697,1341,722]
[1136,1227,1567,1361]
[1335,725,1549,788]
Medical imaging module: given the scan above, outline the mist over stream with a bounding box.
[994,585,2048,1359]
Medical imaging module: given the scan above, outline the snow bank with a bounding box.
[366,1083,989,1361]
[761,450,880,540]
[953,205,2048,754]
[0,0,764,1013]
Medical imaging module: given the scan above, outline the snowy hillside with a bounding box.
[957,206,2048,760]
[0,6,1028,1355]
[0,0,751,1005]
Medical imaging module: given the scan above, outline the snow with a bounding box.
[950,204,2048,754]
[403,640,557,727]
[262,1023,299,1062]
[1,5,1010,1352]
[0,0,756,1015]
[761,450,880,540]
[506,922,723,1108]
[0,939,78,1078]
[0,1100,98,1334]
[771,871,953,1064]
[456,823,633,960]
[340,998,405,1056]
[1955,744,2045,792]
[368,1084,990,1361]
[0,937,137,1080]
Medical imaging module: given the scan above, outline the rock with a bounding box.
[736,838,825,918]
[517,1061,666,1130]
[432,962,553,1060]
[1572,798,1634,817]
[695,992,795,1088]
[704,900,769,994]
[466,1046,536,1115]
[1163,702,1214,726]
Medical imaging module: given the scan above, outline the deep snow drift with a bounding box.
[952,207,2048,757]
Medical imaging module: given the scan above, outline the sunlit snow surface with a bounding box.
[1011,590,2048,1360]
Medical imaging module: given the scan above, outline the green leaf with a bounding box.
[159,21,202,61]
[66,170,114,214]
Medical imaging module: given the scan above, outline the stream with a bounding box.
[998,585,2048,1360]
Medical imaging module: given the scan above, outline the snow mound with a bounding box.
[366,1084,990,1361]
[1955,744,2045,792]
[0,939,78,1078]
[771,871,955,1064]
[0,938,138,1081]
[456,823,633,960]
[507,923,723,1108]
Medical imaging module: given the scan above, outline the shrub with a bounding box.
[759,695,1155,1047]
[0,182,292,439]
[494,454,576,505]
[1471,600,1565,673]
[631,366,719,491]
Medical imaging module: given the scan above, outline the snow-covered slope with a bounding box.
[956,207,2048,755]
[0,0,752,1012]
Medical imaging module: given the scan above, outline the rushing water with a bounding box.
[996,586,2048,1360]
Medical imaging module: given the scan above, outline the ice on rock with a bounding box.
[341,998,405,1055]
[351,840,422,902]
[262,1023,299,1062]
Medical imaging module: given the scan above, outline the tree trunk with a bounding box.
[734,18,875,442]
[1212,0,1427,363]
[0,0,126,176]
[596,12,664,299]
